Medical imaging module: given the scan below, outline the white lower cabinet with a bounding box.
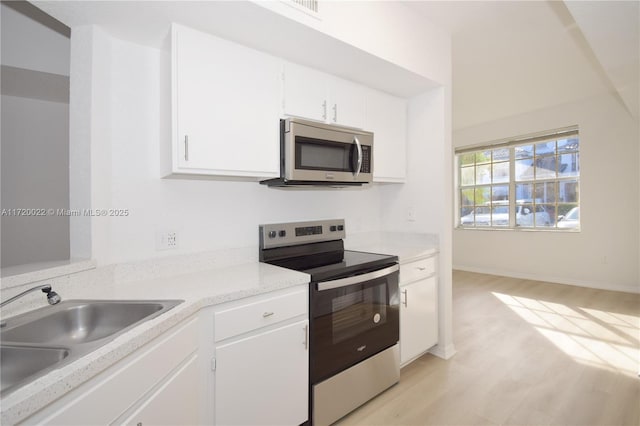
[212,286,309,426]
[121,353,200,426]
[399,255,438,366]
[22,287,310,426]
[214,320,309,426]
[24,316,200,425]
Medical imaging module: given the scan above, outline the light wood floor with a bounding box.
[337,271,640,426]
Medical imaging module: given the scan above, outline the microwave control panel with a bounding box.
[361,146,371,173]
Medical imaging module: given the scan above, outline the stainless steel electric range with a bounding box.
[259,219,400,425]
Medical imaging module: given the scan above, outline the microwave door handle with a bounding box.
[316,264,399,291]
[353,136,363,178]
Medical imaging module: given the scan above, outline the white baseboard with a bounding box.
[429,343,456,360]
[453,264,640,294]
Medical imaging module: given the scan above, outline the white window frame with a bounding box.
[455,126,580,231]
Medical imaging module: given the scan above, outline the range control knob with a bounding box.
[330,226,337,232]
[268,231,277,239]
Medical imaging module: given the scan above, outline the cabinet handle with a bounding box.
[333,103,337,122]
[137,423,142,426]
[303,324,309,350]
[263,311,274,318]
[417,267,427,271]
[322,100,327,120]
[402,289,408,307]
[184,135,189,161]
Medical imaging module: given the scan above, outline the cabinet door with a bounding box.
[215,320,309,426]
[282,61,328,122]
[400,276,438,365]
[366,90,407,182]
[329,76,366,129]
[173,24,280,177]
[122,353,200,426]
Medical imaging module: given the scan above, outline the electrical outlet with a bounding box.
[167,231,178,249]
[156,231,178,251]
[407,207,417,222]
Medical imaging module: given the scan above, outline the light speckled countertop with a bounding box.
[346,231,439,263]
[1,261,309,425]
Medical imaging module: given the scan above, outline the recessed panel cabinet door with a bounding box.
[172,24,280,177]
[366,90,407,182]
[400,276,438,365]
[122,354,200,426]
[329,76,366,129]
[282,61,328,123]
[215,320,309,426]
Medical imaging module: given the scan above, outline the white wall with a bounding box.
[453,93,639,293]
[0,2,69,76]
[0,2,70,268]
[252,1,450,87]
[0,95,70,267]
[309,1,451,86]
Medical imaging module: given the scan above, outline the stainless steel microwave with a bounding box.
[261,118,373,187]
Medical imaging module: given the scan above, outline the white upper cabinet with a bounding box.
[281,61,328,123]
[366,90,407,183]
[329,76,366,129]
[166,24,407,182]
[167,24,281,178]
[282,61,366,129]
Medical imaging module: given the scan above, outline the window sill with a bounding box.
[454,226,581,233]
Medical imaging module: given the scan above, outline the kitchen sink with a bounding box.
[0,299,183,396]
[2,301,175,345]
[1,345,70,394]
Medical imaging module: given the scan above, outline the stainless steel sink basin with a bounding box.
[1,345,69,394]
[0,299,183,396]
[2,301,173,345]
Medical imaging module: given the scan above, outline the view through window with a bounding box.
[456,128,580,230]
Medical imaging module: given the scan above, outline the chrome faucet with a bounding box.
[0,284,62,309]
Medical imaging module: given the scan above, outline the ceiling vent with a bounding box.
[289,0,318,14]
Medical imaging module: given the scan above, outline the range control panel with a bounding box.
[259,219,346,250]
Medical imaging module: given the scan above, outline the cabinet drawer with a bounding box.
[214,289,307,341]
[400,256,436,284]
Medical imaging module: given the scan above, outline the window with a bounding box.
[457,128,580,230]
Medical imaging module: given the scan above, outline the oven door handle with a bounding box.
[316,264,399,291]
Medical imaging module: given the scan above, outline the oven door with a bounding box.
[310,264,399,383]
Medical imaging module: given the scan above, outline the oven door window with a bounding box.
[331,281,387,344]
[295,136,355,172]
